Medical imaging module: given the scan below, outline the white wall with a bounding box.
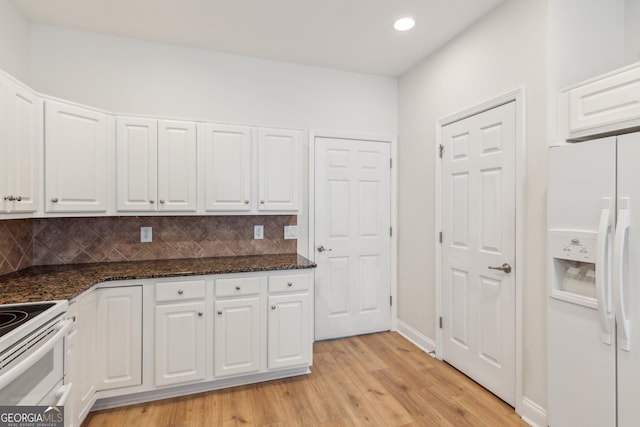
[397,0,547,410]
[29,25,397,135]
[0,0,31,82]
[626,0,640,64]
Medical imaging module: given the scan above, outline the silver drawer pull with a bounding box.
[3,195,14,201]
[217,311,223,315]
[271,305,276,310]
[51,197,59,203]
[198,312,203,317]
[178,290,184,295]
[244,200,249,204]
[235,286,241,290]
[287,282,293,287]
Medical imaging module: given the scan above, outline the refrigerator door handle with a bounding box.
[596,199,613,344]
[614,198,632,351]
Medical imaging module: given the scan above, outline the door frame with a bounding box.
[308,130,398,333]
[434,88,526,415]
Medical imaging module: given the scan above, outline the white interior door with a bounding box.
[314,137,391,340]
[441,102,516,406]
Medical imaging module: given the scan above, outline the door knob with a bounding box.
[488,263,512,274]
[317,245,333,253]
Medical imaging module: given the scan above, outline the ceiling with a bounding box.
[10,0,504,77]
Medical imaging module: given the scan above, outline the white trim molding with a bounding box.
[434,88,527,417]
[520,397,547,427]
[397,320,436,356]
[308,130,399,335]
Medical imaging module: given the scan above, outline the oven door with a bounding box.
[0,318,72,405]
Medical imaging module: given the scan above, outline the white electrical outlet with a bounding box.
[254,225,264,240]
[284,225,297,240]
[140,227,152,243]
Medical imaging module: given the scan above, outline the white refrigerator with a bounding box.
[547,132,640,427]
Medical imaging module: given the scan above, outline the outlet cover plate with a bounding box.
[284,225,297,240]
[254,225,264,240]
[140,227,152,243]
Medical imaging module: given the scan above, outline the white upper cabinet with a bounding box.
[116,117,157,211]
[158,120,197,212]
[45,100,109,213]
[561,62,640,141]
[0,76,40,213]
[117,117,196,212]
[257,128,300,212]
[202,124,252,212]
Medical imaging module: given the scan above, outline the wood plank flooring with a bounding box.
[83,332,526,426]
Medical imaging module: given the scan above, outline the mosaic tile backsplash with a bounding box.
[0,216,297,275]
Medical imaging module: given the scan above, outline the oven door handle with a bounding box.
[0,319,72,390]
[55,383,72,406]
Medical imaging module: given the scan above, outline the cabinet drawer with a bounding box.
[268,273,310,293]
[156,280,206,302]
[215,276,261,297]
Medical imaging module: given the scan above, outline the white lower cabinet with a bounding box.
[214,296,261,377]
[155,301,206,386]
[96,286,142,391]
[268,293,311,370]
[66,291,97,427]
[66,268,313,421]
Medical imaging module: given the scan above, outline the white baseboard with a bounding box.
[396,320,436,356]
[520,397,547,427]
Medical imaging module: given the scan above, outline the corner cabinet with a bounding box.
[116,117,197,212]
[0,75,40,213]
[44,100,110,213]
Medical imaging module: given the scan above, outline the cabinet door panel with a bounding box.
[155,301,205,386]
[158,120,197,212]
[7,82,38,213]
[203,124,252,211]
[45,101,108,212]
[75,292,97,423]
[96,286,142,391]
[258,128,300,211]
[0,76,9,212]
[116,117,157,211]
[214,297,261,376]
[268,293,311,369]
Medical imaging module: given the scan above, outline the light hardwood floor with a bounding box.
[84,332,527,426]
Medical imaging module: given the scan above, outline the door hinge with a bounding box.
[390,227,393,237]
[390,296,392,306]
[439,144,444,158]
[439,316,443,329]
[390,158,392,168]
[439,231,442,243]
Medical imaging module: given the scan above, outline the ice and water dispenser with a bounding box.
[549,230,599,306]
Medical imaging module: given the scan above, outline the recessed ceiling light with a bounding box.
[393,17,415,32]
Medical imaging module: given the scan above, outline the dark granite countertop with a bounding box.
[0,254,316,305]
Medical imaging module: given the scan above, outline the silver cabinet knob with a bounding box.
[287,282,293,287]
[488,263,512,274]
[149,200,155,204]
[271,305,276,310]
[198,312,203,317]
[317,245,333,253]
[51,197,59,203]
[15,196,21,202]
[260,200,265,204]
[3,195,14,201]
[244,200,250,204]
[217,310,223,315]
[235,285,241,290]
[159,200,165,204]
[178,290,184,295]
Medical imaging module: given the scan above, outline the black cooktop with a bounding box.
[0,303,56,338]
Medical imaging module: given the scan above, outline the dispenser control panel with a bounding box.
[549,230,598,263]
